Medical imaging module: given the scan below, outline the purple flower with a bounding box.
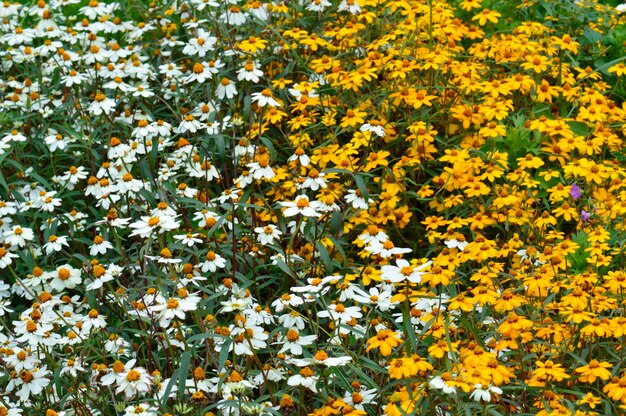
[570,183,581,201]
[581,210,591,222]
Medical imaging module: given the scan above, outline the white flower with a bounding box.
[360,121,385,137]
[2,130,27,143]
[86,264,115,291]
[151,291,201,328]
[280,195,322,218]
[271,293,303,312]
[7,366,51,402]
[124,403,158,416]
[276,329,317,355]
[42,235,69,254]
[60,70,87,87]
[128,215,179,238]
[317,303,362,323]
[287,367,318,392]
[291,351,352,367]
[251,89,281,107]
[617,4,626,12]
[3,225,34,248]
[216,78,237,99]
[0,400,23,416]
[345,189,372,210]
[116,366,153,399]
[338,0,361,14]
[48,265,82,292]
[288,148,310,166]
[429,375,457,394]
[0,248,18,269]
[237,60,263,82]
[175,115,204,133]
[365,240,412,258]
[343,387,378,410]
[89,236,114,255]
[0,200,17,216]
[199,251,227,272]
[131,85,154,98]
[183,29,217,57]
[174,232,203,247]
[60,165,88,189]
[299,169,327,191]
[146,248,182,264]
[381,259,431,284]
[356,225,388,245]
[306,0,332,11]
[351,287,396,311]
[88,93,116,115]
[254,224,282,245]
[470,384,502,402]
[184,61,215,84]
[247,156,275,180]
[220,6,247,25]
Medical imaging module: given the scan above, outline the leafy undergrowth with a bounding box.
[1,0,626,415]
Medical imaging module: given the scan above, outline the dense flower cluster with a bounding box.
[1,0,626,415]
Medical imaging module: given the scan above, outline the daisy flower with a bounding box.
[88,93,116,115]
[288,147,310,166]
[216,78,237,100]
[365,240,412,258]
[89,235,114,255]
[0,247,19,269]
[251,89,281,107]
[116,366,153,399]
[3,225,34,248]
[151,289,201,328]
[291,350,352,367]
[128,214,179,238]
[174,232,203,247]
[237,60,263,82]
[287,367,318,392]
[254,224,282,245]
[124,404,158,416]
[48,265,82,292]
[381,259,431,284]
[360,120,385,137]
[6,366,51,402]
[276,329,317,355]
[199,250,227,272]
[247,155,275,180]
[185,62,214,84]
[345,189,372,210]
[280,195,322,218]
[317,303,362,323]
[470,384,502,402]
[42,234,69,255]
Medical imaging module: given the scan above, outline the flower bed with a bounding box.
[1,0,626,415]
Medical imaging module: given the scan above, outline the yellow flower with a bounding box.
[608,62,626,76]
[552,202,578,221]
[479,121,506,138]
[576,360,613,383]
[237,36,267,53]
[472,9,501,26]
[363,150,390,171]
[578,392,601,409]
[366,329,403,356]
[521,54,550,73]
[603,376,626,402]
[388,357,418,379]
[460,0,483,11]
[340,108,367,128]
[533,360,569,382]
